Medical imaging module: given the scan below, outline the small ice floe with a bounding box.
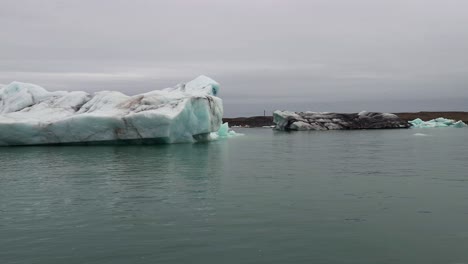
[409,118,467,128]
[413,133,429,136]
[209,122,244,140]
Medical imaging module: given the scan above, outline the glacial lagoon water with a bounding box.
[1,128,468,264]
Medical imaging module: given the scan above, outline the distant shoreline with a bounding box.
[223,111,468,128]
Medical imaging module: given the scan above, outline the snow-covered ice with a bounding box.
[0,76,223,145]
[409,118,467,128]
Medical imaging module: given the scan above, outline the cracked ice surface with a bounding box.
[0,76,223,145]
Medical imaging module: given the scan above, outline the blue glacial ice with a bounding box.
[409,118,467,128]
[217,122,230,137]
[0,76,224,145]
[210,122,243,140]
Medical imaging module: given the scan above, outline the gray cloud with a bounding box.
[1,0,467,116]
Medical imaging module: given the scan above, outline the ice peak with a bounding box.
[184,75,220,96]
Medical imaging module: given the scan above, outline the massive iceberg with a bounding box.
[409,118,467,128]
[274,110,410,131]
[0,76,223,145]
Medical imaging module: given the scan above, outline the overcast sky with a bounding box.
[1,0,467,116]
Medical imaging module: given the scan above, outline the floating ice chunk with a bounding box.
[0,76,224,145]
[208,122,243,140]
[413,133,429,136]
[409,118,467,128]
[217,122,230,137]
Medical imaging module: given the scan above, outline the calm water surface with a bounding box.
[1,128,468,264]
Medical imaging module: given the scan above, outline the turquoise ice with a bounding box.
[409,118,467,128]
[210,122,243,140]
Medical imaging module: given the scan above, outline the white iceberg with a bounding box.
[0,76,223,145]
[409,118,467,128]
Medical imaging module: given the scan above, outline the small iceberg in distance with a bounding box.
[273,110,410,131]
[0,76,224,146]
[409,118,467,128]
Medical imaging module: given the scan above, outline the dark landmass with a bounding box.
[223,116,274,127]
[223,111,468,127]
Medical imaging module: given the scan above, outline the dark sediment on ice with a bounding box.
[273,111,410,131]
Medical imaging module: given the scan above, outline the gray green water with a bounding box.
[1,128,468,264]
